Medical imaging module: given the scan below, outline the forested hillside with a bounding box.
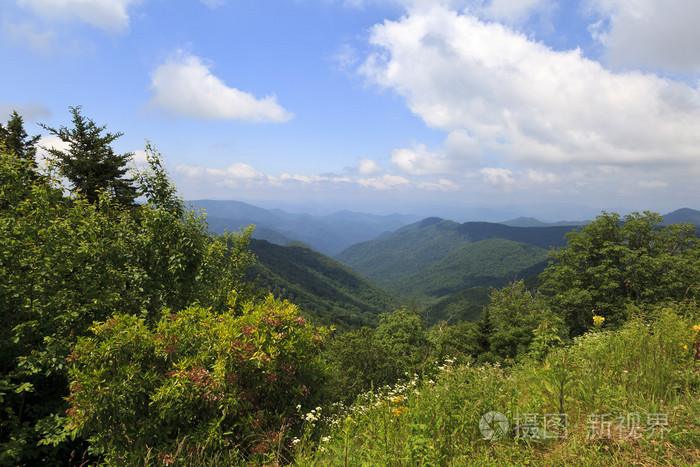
[247,239,398,331]
[390,238,548,300]
[335,218,573,298]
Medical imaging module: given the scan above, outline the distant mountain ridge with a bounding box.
[191,199,420,256]
[500,217,587,227]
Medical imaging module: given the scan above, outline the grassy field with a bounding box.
[291,307,700,466]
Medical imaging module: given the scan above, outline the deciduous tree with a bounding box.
[541,211,700,335]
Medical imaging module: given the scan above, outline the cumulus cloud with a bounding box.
[585,0,700,72]
[480,167,514,185]
[417,178,460,191]
[357,157,384,175]
[147,52,294,122]
[17,0,140,31]
[130,149,149,166]
[390,143,456,175]
[177,162,265,183]
[357,174,410,190]
[359,6,700,172]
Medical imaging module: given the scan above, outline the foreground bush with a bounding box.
[0,145,255,464]
[66,295,329,464]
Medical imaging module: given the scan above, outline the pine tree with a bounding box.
[0,110,41,175]
[40,106,139,205]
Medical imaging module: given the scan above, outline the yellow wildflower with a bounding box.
[592,315,605,326]
[693,324,700,332]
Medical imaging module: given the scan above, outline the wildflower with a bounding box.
[321,436,330,443]
[292,437,301,445]
[592,315,605,326]
[693,324,700,332]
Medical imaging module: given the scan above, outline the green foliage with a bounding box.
[40,106,139,205]
[325,327,399,400]
[0,145,254,464]
[0,110,40,174]
[392,239,548,301]
[541,211,700,335]
[431,320,480,362]
[428,286,490,323]
[336,218,572,290]
[486,280,566,360]
[296,304,700,466]
[248,239,397,332]
[324,307,431,402]
[66,296,329,464]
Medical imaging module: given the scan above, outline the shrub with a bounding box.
[66,295,329,464]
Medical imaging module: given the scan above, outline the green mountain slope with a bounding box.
[247,239,398,331]
[390,238,548,300]
[334,218,465,286]
[335,218,572,287]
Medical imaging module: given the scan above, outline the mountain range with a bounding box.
[195,201,700,327]
[191,199,419,256]
[334,218,574,301]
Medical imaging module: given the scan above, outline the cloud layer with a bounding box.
[359,6,700,175]
[17,0,140,31]
[586,0,700,72]
[147,52,294,122]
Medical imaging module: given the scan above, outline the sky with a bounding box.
[3,0,700,220]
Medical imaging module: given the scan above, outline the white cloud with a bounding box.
[357,157,384,175]
[480,167,514,185]
[357,174,410,189]
[17,0,141,31]
[525,169,557,184]
[177,162,264,181]
[130,149,149,166]
[147,52,293,122]
[390,143,455,175]
[417,178,460,191]
[360,6,700,172]
[585,0,700,72]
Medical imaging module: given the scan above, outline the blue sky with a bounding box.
[3,0,700,219]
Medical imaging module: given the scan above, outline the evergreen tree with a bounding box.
[40,106,139,205]
[0,110,40,175]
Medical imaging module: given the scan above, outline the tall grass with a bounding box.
[294,306,700,466]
